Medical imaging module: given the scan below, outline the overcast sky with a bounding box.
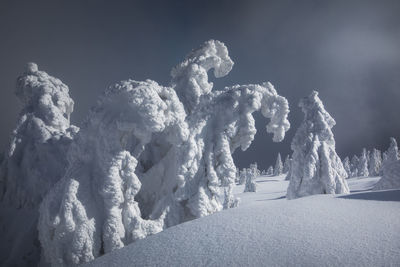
[0,0,399,169]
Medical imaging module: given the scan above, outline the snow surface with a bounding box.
[86,174,399,267]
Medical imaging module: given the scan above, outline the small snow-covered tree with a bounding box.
[239,168,247,184]
[342,157,351,179]
[244,166,257,192]
[38,40,290,266]
[357,148,369,177]
[368,149,382,177]
[282,155,290,173]
[374,160,400,190]
[266,166,274,175]
[273,153,283,176]
[350,155,359,178]
[286,91,349,199]
[381,137,399,173]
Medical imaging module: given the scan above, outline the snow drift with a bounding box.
[38,40,290,266]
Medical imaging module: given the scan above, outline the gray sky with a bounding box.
[0,0,399,169]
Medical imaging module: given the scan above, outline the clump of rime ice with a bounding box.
[286,91,349,200]
[38,40,290,266]
[0,63,78,266]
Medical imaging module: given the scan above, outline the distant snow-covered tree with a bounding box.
[350,155,359,178]
[381,138,399,173]
[374,160,400,190]
[368,149,382,177]
[342,157,351,179]
[357,148,369,177]
[266,166,274,175]
[282,155,290,173]
[244,165,257,192]
[239,168,247,185]
[273,153,283,176]
[286,91,349,199]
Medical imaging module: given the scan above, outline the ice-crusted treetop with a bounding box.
[15,63,74,132]
[171,40,234,113]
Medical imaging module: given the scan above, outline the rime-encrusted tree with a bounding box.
[244,164,257,192]
[368,149,382,177]
[273,153,283,175]
[266,166,274,175]
[239,168,247,184]
[350,155,359,178]
[286,91,349,200]
[282,155,290,173]
[381,137,399,172]
[357,148,369,177]
[38,40,290,266]
[285,158,292,181]
[374,160,400,190]
[342,157,351,179]
[0,63,78,266]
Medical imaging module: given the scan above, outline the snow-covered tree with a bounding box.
[286,91,349,199]
[357,148,369,177]
[244,165,257,192]
[0,63,78,266]
[273,153,283,176]
[342,157,351,179]
[381,137,399,173]
[239,168,247,184]
[282,155,290,173]
[368,149,382,177]
[350,155,359,178]
[38,40,290,266]
[285,158,292,181]
[266,166,274,175]
[374,160,400,190]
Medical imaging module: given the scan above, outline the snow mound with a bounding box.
[87,186,400,267]
[374,160,400,190]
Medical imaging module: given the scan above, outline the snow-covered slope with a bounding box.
[87,175,399,267]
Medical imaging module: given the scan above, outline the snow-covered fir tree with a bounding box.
[0,63,78,266]
[266,166,274,175]
[357,148,369,177]
[381,137,399,172]
[350,155,359,178]
[286,91,349,199]
[239,168,247,185]
[285,158,292,181]
[244,164,257,192]
[282,155,290,173]
[374,160,400,190]
[38,40,290,266]
[342,157,351,179]
[368,149,382,177]
[273,153,283,175]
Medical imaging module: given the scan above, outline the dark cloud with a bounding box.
[0,0,399,169]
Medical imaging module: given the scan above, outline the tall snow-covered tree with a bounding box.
[285,158,293,181]
[357,148,369,177]
[266,166,274,175]
[350,155,359,178]
[38,40,290,266]
[286,91,349,199]
[273,153,283,175]
[368,149,382,177]
[0,63,78,266]
[342,157,351,179]
[282,155,290,173]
